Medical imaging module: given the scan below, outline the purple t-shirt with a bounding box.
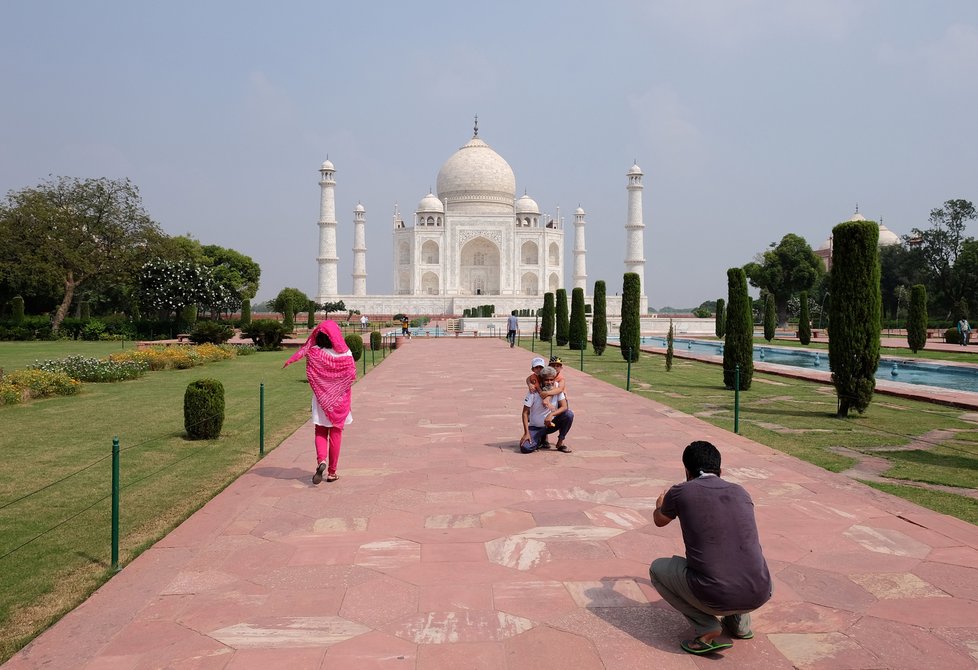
[660,475,772,612]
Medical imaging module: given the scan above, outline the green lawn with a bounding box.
[521,340,978,524]
[0,341,390,662]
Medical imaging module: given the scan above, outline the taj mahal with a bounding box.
[315,119,648,316]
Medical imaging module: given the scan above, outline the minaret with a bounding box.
[352,203,367,296]
[317,160,338,298]
[573,206,587,291]
[624,162,646,293]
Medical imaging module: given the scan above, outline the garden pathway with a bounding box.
[4,338,978,669]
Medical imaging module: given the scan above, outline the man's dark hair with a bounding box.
[315,331,333,349]
[682,441,721,476]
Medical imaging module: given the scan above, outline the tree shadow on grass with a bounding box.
[740,406,839,420]
[878,449,978,472]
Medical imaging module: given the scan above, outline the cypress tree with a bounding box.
[80,300,91,322]
[620,272,641,362]
[555,288,569,346]
[540,292,555,342]
[592,281,607,355]
[763,293,776,342]
[666,319,674,372]
[240,298,251,326]
[306,300,316,329]
[715,298,725,338]
[283,307,294,332]
[829,219,881,417]
[907,284,928,353]
[569,287,587,350]
[798,291,811,345]
[723,267,754,391]
[12,296,25,325]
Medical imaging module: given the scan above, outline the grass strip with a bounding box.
[0,342,388,662]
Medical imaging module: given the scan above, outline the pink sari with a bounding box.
[284,320,356,426]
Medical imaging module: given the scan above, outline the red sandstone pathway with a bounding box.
[6,339,978,669]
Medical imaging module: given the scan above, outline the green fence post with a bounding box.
[549,338,554,359]
[626,348,632,391]
[734,364,740,434]
[362,351,367,375]
[111,436,120,572]
[371,346,375,367]
[580,342,584,371]
[259,382,265,457]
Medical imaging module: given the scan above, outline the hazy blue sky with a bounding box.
[2,1,976,308]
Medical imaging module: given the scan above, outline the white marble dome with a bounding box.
[354,203,365,213]
[878,223,900,246]
[515,194,540,214]
[628,163,643,175]
[436,136,516,214]
[416,192,444,213]
[320,159,334,171]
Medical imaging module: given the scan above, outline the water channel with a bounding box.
[637,336,978,393]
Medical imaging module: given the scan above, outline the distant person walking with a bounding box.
[401,316,410,336]
[283,320,356,484]
[507,311,519,348]
[360,314,369,332]
[959,318,971,346]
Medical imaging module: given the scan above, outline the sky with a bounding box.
[2,1,977,309]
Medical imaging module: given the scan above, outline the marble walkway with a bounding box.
[5,339,978,669]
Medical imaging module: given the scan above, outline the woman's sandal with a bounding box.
[326,474,339,482]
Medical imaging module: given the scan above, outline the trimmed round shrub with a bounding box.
[944,327,962,344]
[370,330,382,350]
[242,319,289,350]
[344,334,364,361]
[190,320,234,344]
[184,378,225,440]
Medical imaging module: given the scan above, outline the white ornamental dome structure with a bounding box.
[515,193,540,214]
[416,191,444,213]
[436,133,516,215]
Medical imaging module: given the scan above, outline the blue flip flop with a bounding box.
[680,638,733,654]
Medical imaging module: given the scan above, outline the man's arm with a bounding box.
[521,405,531,438]
[653,490,674,527]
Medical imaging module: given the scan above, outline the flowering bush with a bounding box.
[139,258,239,315]
[30,355,148,382]
[0,369,80,404]
[109,343,236,370]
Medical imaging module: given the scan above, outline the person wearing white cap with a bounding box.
[520,365,573,453]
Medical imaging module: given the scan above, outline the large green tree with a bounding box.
[569,287,587,350]
[907,284,928,353]
[273,287,311,317]
[0,176,161,330]
[723,267,754,391]
[201,244,261,300]
[620,273,641,362]
[555,288,569,346]
[909,199,976,315]
[879,244,925,320]
[591,281,607,355]
[744,233,823,327]
[829,220,881,417]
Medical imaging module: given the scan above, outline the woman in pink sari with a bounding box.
[284,320,357,484]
